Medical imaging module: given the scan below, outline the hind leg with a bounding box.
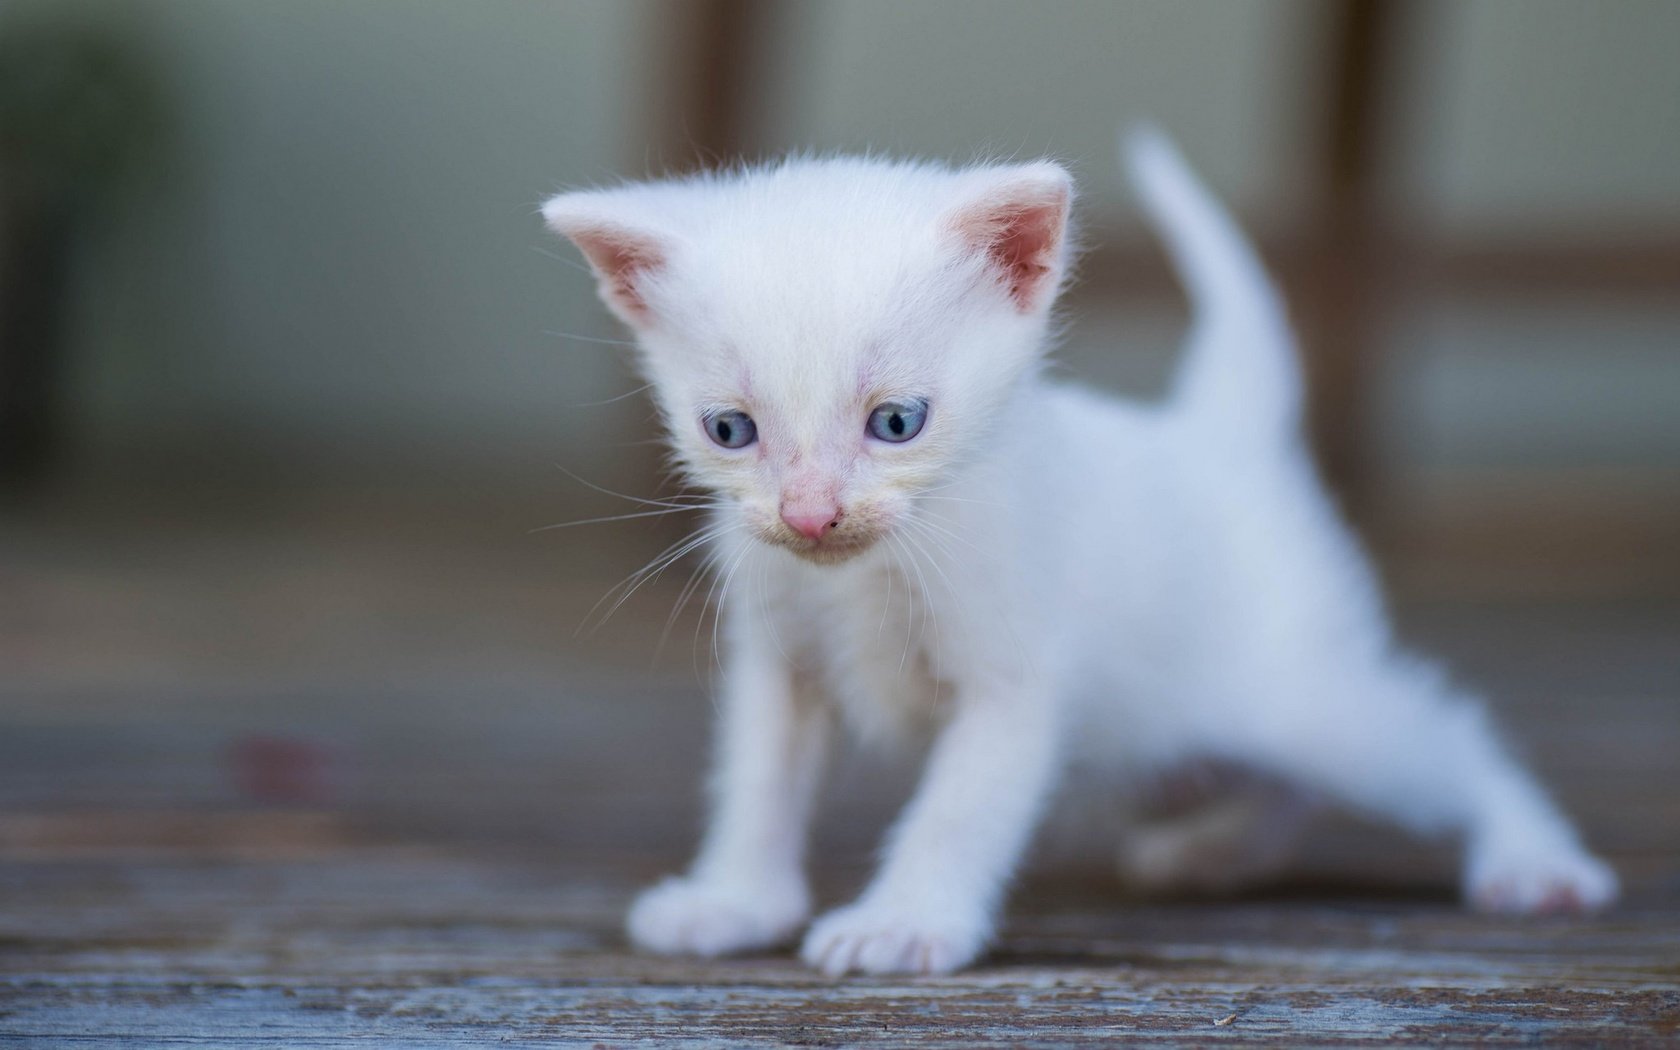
[1231,655,1617,913]
[1116,775,1317,895]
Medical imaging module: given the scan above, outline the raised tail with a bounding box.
[1125,127,1302,441]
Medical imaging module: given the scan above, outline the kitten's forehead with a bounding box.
[679,163,961,317]
[661,162,970,399]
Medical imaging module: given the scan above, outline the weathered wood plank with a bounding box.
[2,854,1677,1045]
[0,525,1675,1045]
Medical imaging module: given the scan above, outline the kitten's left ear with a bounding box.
[944,162,1074,314]
[542,192,670,329]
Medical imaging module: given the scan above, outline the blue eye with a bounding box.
[704,409,757,449]
[866,399,929,443]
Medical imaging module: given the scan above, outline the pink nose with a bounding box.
[781,504,842,541]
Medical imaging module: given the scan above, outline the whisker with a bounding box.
[552,463,717,510]
[754,556,792,665]
[895,527,948,710]
[658,524,743,656]
[660,551,719,654]
[902,522,962,605]
[901,517,1034,681]
[579,521,731,635]
[910,493,1007,509]
[891,537,915,673]
[877,540,895,640]
[694,537,751,682]
[611,524,730,609]
[903,514,980,561]
[887,530,940,672]
[531,244,595,275]
[916,478,1002,499]
[565,383,653,408]
[708,541,754,677]
[530,504,714,533]
[904,498,1012,571]
[543,329,639,348]
[693,547,730,676]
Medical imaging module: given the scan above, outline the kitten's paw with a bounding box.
[1465,845,1619,915]
[626,876,810,957]
[799,900,989,976]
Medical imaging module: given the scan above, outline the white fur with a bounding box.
[544,130,1617,977]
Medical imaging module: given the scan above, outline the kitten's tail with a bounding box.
[1125,127,1303,441]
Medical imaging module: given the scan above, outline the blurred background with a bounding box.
[1,1,1676,888]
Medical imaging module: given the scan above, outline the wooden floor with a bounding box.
[2,497,1677,1045]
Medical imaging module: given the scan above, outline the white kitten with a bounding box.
[541,131,1617,976]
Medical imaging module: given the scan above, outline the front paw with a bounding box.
[626,876,810,957]
[799,899,990,976]
[1465,843,1619,914]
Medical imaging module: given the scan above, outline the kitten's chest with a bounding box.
[772,557,950,741]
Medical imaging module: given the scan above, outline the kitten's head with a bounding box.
[544,156,1073,564]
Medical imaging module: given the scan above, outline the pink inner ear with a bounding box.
[568,225,666,322]
[951,190,1069,313]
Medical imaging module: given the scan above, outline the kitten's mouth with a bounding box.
[765,529,878,564]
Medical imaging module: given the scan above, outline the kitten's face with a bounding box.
[545,159,1072,564]
[648,290,960,565]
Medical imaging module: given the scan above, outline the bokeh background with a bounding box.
[1,0,1676,883]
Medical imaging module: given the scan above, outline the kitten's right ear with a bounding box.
[542,193,668,329]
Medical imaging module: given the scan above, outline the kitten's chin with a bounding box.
[760,532,879,565]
